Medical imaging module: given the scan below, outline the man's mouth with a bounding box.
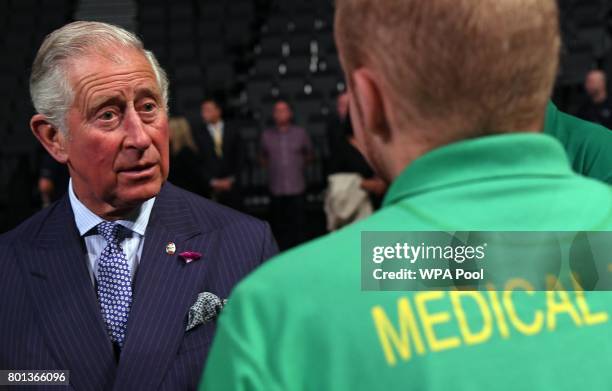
[118,163,158,179]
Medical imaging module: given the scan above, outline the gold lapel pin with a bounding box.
[166,242,176,255]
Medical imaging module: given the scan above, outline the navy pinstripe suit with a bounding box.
[0,182,278,390]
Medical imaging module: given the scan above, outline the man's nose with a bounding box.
[123,106,152,150]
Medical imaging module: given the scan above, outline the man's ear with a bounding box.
[351,68,392,142]
[31,114,68,163]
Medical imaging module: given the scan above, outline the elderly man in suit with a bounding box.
[0,21,277,390]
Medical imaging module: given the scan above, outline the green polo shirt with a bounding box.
[544,101,612,184]
[201,133,612,391]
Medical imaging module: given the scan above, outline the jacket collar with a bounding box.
[383,133,573,208]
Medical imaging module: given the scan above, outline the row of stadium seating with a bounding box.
[0,0,611,232]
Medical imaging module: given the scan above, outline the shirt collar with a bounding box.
[382,132,573,208]
[68,179,156,237]
[207,120,224,131]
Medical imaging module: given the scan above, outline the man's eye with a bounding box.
[143,103,156,112]
[100,111,115,120]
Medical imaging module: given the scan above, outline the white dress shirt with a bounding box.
[207,120,224,140]
[68,179,155,284]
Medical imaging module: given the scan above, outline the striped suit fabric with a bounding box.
[0,182,278,390]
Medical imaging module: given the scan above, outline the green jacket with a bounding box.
[201,133,612,391]
[544,102,612,184]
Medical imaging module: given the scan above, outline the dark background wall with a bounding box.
[0,0,610,233]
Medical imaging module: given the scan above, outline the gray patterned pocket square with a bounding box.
[186,292,228,331]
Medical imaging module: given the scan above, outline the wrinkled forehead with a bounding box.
[66,47,161,106]
[67,48,159,92]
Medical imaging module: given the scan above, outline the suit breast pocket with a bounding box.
[177,320,216,355]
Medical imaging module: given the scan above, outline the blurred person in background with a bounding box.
[260,100,313,250]
[167,116,207,195]
[544,100,612,184]
[577,69,612,129]
[325,92,386,230]
[324,92,351,171]
[192,98,245,209]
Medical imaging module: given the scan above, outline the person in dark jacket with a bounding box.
[191,98,245,210]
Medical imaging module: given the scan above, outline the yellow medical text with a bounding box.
[371,278,609,366]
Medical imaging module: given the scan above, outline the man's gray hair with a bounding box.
[30,21,169,131]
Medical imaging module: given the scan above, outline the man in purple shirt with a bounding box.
[260,100,313,250]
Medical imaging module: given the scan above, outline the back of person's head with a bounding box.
[169,117,198,155]
[335,0,560,139]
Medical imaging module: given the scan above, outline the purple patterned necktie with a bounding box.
[96,221,133,348]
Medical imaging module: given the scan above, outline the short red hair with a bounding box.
[335,0,560,137]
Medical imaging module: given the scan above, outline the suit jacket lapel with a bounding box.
[113,183,213,390]
[18,196,116,391]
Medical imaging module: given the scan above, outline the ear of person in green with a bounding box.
[544,101,612,184]
[200,1,612,390]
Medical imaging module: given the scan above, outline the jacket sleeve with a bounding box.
[198,278,282,391]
